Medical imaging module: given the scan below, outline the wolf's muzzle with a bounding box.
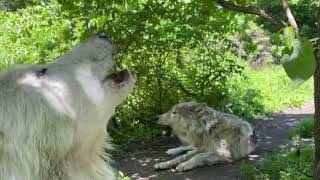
[97,32,108,39]
[109,69,130,84]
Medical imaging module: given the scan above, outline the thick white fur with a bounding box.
[154,101,256,172]
[0,36,134,180]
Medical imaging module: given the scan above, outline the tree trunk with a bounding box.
[313,10,320,180]
[314,39,320,180]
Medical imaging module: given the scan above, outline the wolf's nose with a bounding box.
[97,32,108,39]
[110,69,130,83]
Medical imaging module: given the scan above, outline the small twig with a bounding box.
[280,0,300,37]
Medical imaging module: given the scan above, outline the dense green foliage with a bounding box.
[0,2,86,69]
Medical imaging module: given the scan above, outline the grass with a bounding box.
[228,64,314,116]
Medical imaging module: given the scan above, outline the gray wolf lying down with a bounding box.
[0,33,134,180]
[154,101,256,172]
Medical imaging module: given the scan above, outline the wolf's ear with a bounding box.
[194,102,207,114]
[17,72,42,88]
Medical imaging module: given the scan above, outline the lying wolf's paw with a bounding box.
[175,163,192,172]
[166,148,179,155]
[154,162,169,171]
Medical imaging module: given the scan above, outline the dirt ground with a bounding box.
[114,101,314,180]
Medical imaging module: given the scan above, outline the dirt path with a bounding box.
[114,101,314,180]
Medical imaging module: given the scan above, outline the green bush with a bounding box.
[289,118,314,139]
[240,146,314,180]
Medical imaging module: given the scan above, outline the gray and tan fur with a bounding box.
[154,101,256,172]
[0,34,134,180]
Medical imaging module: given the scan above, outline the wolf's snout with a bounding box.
[156,115,161,123]
[110,69,130,83]
[157,114,168,125]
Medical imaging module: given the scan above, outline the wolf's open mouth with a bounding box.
[104,69,130,84]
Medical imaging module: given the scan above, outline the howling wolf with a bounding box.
[0,33,134,180]
[154,101,256,172]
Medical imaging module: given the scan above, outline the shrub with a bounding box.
[289,118,314,139]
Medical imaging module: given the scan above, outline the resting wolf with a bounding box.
[0,33,134,180]
[154,101,256,172]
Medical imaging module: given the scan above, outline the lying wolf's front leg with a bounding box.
[154,149,198,170]
[175,152,230,172]
[166,145,195,155]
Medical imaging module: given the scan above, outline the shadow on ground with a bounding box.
[114,103,314,180]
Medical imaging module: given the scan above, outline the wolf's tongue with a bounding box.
[110,69,129,83]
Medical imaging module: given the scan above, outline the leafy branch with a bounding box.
[213,0,286,28]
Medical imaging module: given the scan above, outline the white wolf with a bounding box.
[0,33,134,180]
[154,101,256,172]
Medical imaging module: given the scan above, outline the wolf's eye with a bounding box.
[35,68,47,77]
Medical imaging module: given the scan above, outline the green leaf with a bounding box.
[118,171,124,177]
[283,39,316,85]
[283,26,295,51]
[273,32,282,46]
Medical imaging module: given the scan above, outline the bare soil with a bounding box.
[114,101,314,180]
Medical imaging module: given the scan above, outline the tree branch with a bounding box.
[280,0,299,36]
[214,0,286,28]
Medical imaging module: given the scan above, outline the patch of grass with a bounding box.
[289,117,314,139]
[240,146,314,180]
[226,65,314,119]
[244,65,314,112]
[118,171,131,180]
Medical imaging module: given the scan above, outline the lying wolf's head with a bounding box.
[15,33,134,120]
[158,101,207,127]
[157,101,208,145]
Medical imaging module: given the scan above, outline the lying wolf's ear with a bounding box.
[194,103,207,114]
